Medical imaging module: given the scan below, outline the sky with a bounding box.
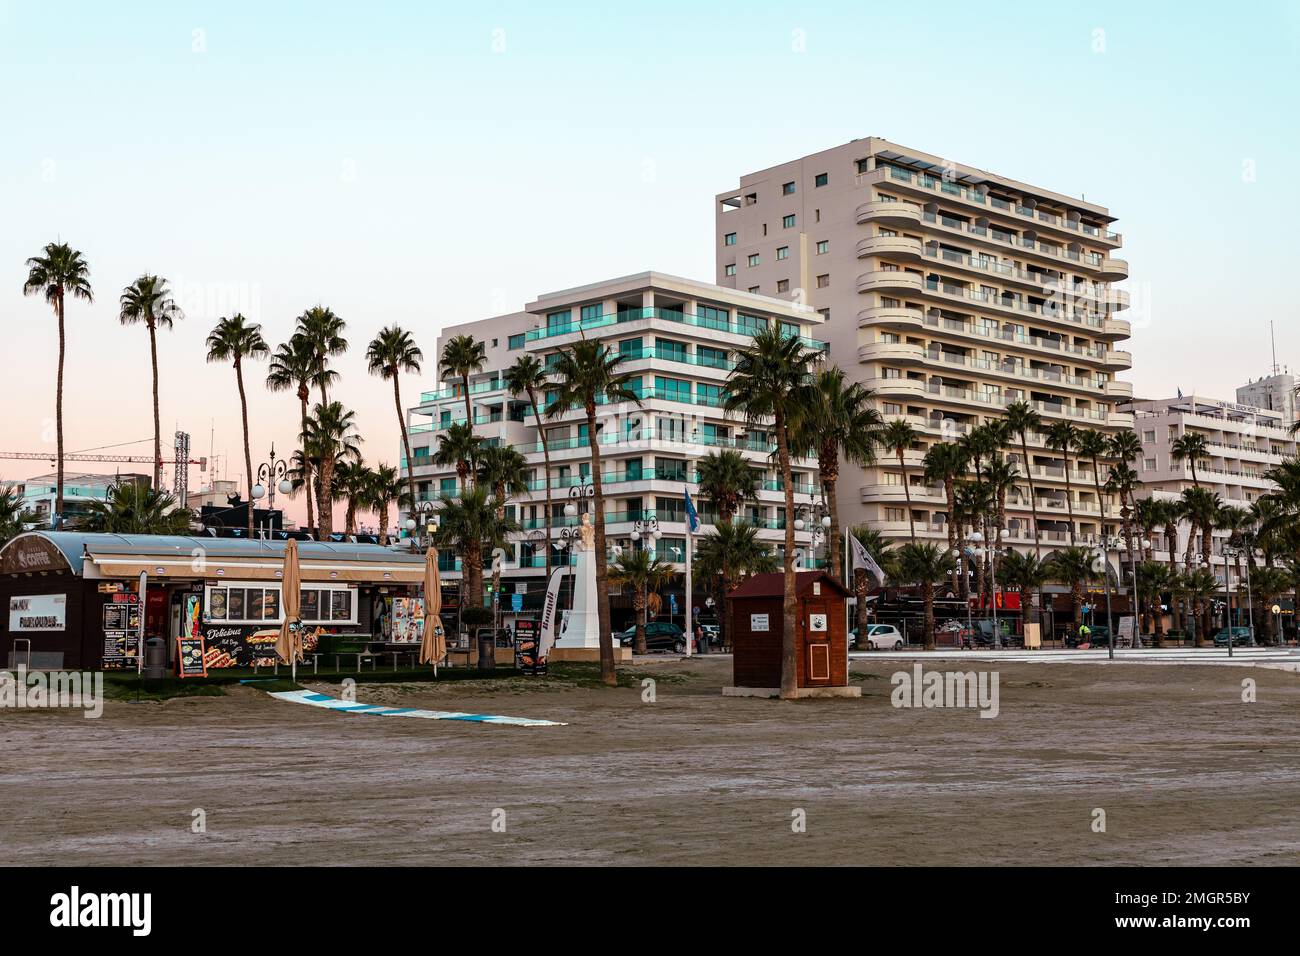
[2,0,1298,524]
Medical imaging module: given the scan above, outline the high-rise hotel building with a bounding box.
[714,138,1134,551]
[399,272,828,590]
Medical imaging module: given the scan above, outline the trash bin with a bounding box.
[144,637,167,679]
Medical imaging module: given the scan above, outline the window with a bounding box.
[490,338,498,348]
[737,313,766,334]
[817,308,830,322]
[697,382,724,407]
[776,246,789,260]
[816,274,830,288]
[696,304,730,329]
[204,584,356,625]
[580,303,603,322]
[780,321,800,339]
[724,263,736,277]
[619,337,642,358]
[440,477,457,494]
[816,240,829,255]
[856,158,870,174]
[697,345,728,369]
[782,214,796,228]
[658,537,686,563]
[546,309,571,332]
[724,232,737,246]
[776,279,790,294]
[508,333,525,350]
[1144,458,1157,471]
[814,172,828,188]
[655,460,687,483]
[655,376,692,403]
[747,286,760,294]
[655,338,688,361]
[747,253,760,267]
[782,181,796,195]
[1142,430,1156,443]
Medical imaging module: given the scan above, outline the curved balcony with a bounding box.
[857,270,923,295]
[855,234,924,262]
[1105,380,1134,400]
[857,341,925,366]
[1099,257,1129,280]
[861,482,946,506]
[860,376,928,401]
[855,199,922,228]
[1100,316,1131,339]
[858,305,925,332]
[1111,288,1131,310]
[1104,348,1133,370]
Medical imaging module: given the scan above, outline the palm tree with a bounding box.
[694,519,780,650]
[366,326,423,514]
[1134,496,1160,561]
[1074,428,1112,543]
[366,462,407,540]
[433,422,482,491]
[1148,496,1185,635]
[1109,429,1143,553]
[1181,568,1219,647]
[695,449,759,525]
[118,275,183,488]
[81,480,193,534]
[1250,567,1292,644]
[0,488,40,545]
[896,542,956,649]
[983,454,1019,605]
[1218,504,1254,623]
[922,442,969,594]
[303,402,362,536]
[954,479,994,603]
[296,306,347,405]
[1044,421,1079,545]
[1003,401,1043,556]
[440,334,488,467]
[998,549,1049,636]
[1047,546,1100,633]
[266,334,326,535]
[725,326,821,699]
[205,315,269,536]
[505,354,556,577]
[880,418,919,543]
[1135,560,1172,646]
[23,242,93,524]
[610,549,677,654]
[477,444,528,602]
[332,459,372,535]
[789,368,882,581]
[546,340,644,687]
[432,484,519,669]
[1170,431,1210,487]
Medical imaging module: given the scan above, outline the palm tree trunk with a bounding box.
[318,457,334,537]
[1062,457,1076,546]
[378,502,389,539]
[1165,521,1181,636]
[635,590,647,655]
[236,357,255,537]
[529,388,553,580]
[55,291,66,523]
[149,322,162,489]
[298,390,315,536]
[587,405,615,687]
[945,478,959,594]
[824,469,842,583]
[1021,433,1041,558]
[854,568,870,636]
[923,581,935,650]
[393,373,417,530]
[898,448,915,543]
[776,409,798,700]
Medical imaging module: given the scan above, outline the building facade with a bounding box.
[1236,371,1298,430]
[399,272,830,601]
[17,472,151,525]
[713,137,1134,552]
[1131,395,1297,589]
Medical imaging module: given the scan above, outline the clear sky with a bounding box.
[2,1,1298,523]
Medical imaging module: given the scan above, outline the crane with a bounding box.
[0,451,206,466]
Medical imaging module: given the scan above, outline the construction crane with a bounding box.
[0,450,207,466]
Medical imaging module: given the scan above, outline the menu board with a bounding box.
[102,593,142,670]
[390,597,426,644]
[177,635,208,677]
[513,619,545,676]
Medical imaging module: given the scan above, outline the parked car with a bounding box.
[1213,626,1254,647]
[615,621,686,653]
[861,623,906,651]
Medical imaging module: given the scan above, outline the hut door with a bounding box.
[806,601,831,683]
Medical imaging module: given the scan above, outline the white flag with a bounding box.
[850,533,886,585]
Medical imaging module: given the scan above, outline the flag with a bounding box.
[850,533,886,585]
[683,487,700,533]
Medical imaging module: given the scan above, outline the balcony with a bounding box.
[523,306,828,351]
[860,376,928,400]
[918,212,1111,274]
[860,482,946,505]
[855,199,923,228]
[858,341,925,365]
[867,164,1123,247]
[858,305,925,332]
[856,234,924,262]
[1100,316,1131,339]
[1105,380,1134,399]
[917,277,1107,335]
[918,312,1110,364]
[1104,349,1133,370]
[857,270,924,295]
[1099,258,1129,280]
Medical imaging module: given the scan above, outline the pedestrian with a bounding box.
[696,622,707,655]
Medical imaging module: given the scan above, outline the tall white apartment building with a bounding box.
[1132,395,1298,587]
[714,138,1134,552]
[399,272,828,596]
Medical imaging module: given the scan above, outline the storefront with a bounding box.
[0,532,428,671]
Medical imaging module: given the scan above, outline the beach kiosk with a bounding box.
[0,532,428,671]
[724,570,859,698]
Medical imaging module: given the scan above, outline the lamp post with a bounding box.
[1222,543,1255,653]
[630,514,662,552]
[954,528,1008,648]
[1091,535,1120,661]
[249,444,294,535]
[793,491,832,569]
[404,499,438,550]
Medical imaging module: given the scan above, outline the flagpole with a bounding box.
[684,524,693,657]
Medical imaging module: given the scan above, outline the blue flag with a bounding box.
[683,487,700,533]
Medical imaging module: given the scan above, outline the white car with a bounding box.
[862,624,905,651]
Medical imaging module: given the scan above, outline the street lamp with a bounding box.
[794,491,832,568]
[405,499,438,549]
[954,527,1009,647]
[630,513,661,552]
[1222,543,1254,653]
[249,444,294,524]
[1090,535,1124,661]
